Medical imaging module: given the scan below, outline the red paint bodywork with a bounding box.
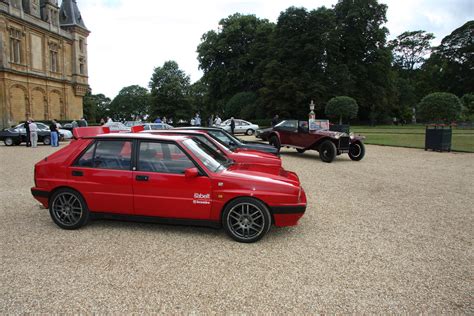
[32,133,306,228]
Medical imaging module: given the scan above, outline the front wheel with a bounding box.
[49,188,90,229]
[222,198,271,243]
[269,135,281,153]
[349,141,365,161]
[319,140,337,163]
[246,129,255,136]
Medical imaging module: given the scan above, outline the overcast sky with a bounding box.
[76,0,473,98]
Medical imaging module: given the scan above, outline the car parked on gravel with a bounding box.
[266,120,366,163]
[0,126,51,146]
[218,119,259,135]
[174,127,279,155]
[31,127,306,243]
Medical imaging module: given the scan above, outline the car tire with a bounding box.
[319,140,337,163]
[222,197,272,243]
[269,135,281,153]
[43,136,51,146]
[296,148,305,154]
[4,137,14,146]
[49,188,90,230]
[349,141,365,161]
[246,129,255,136]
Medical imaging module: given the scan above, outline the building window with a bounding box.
[9,28,22,64]
[79,57,85,75]
[49,42,59,72]
[79,38,84,53]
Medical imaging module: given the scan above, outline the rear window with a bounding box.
[74,140,132,170]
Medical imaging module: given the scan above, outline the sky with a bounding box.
[75,0,474,98]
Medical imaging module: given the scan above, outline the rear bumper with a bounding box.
[31,188,49,207]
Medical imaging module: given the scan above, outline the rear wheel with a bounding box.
[319,140,337,163]
[4,137,14,146]
[222,197,271,243]
[49,188,90,229]
[246,129,255,136]
[296,148,305,154]
[269,135,281,153]
[43,136,51,145]
[349,141,365,161]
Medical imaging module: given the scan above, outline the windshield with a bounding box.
[207,130,242,150]
[183,138,226,172]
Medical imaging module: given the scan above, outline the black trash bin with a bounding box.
[425,125,452,152]
[330,124,350,133]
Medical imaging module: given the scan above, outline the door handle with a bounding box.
[72,170,83,177]
[136,175,149,181]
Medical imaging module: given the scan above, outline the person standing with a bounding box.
[195,113,201,126]
[154,117,162,123]
[50,120,59,147]
[230,117,236,135]
[29,119,38,148]
[81,117,88,127]
[271,114,280,127]
[24,120,31,147]
[214,115,222,126]
[107,116,113,123]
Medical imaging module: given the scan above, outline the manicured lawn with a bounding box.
[352,125,474,152]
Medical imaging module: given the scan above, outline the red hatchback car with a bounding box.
[31,128,306,242]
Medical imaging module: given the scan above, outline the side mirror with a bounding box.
[184,167,199,179]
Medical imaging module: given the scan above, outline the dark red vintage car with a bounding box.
[266,120,365,163]
[31,127,306,243]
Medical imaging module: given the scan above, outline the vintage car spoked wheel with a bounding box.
[223,198,271,243]
[349,142,365,161]
[4,137,14,146]
[319,140,337,163]
[269,136,281,153]
[49,189,89,229]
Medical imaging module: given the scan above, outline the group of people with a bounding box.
[23,118,61,148]
[153,116,173,125]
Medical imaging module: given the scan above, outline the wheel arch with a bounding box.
[311,137,336,150]
[48,186,89,209]
[219,195,275,224]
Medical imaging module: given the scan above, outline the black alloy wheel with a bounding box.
[4,137,14,146]
[49,188,90,229]
[222,197,271,243]
[319,140,337,163]
[349,141,365,161]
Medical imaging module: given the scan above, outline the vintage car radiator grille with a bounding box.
[339,137,350,150]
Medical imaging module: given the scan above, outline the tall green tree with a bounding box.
[333,0,396,123]
[83,91,111,123]
[149,61,191,120]
[389,31,435,71]
[109,85,150,121]
[197,13,274,113]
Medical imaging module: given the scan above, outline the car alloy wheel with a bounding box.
[43,137,51,145]
[4,137,14,146]
[246,129,254,135]
[50,189,89,229]
[223,198,271,243]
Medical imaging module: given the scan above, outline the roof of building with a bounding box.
[59,0,87,30]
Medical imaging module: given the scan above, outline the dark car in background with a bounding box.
[0,126,51,146]
[174,126,279,155]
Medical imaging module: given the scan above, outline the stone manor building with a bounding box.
[0,0,89,129]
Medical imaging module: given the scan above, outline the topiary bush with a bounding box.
[417,92,462,123]
[325,96,358,124]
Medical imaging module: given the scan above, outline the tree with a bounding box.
[83,91,111,123]
[109,85,150,121]
[325,96,358,124]
[149,61,191,120]
[197,13,274,110]
[461,93,474,120]
[333,0,396,123]
[389,31,435,71]
[417,92,462,122]
[225,92,257,119]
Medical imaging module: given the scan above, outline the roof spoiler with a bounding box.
[131,125,144,133]
[73,126,110,139]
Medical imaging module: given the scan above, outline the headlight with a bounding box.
[349,132,354,140]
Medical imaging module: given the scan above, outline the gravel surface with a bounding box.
[0,141,473,313]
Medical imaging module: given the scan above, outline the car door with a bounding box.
[289,121,313,148]
[69,139,134,214]
[132,140,212,220]
[276,120,298,145]
[236,120,246,133]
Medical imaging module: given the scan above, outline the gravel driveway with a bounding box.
[0,142,472,313]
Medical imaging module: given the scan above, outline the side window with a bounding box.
[208,130,230,146]
[76,143,95,167]
[93,140,132,170]
[138,142,194,174]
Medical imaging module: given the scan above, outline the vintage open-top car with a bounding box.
[265,120,366,163]
[31,127,306,243]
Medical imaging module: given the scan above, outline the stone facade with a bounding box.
[0,0,89,129]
